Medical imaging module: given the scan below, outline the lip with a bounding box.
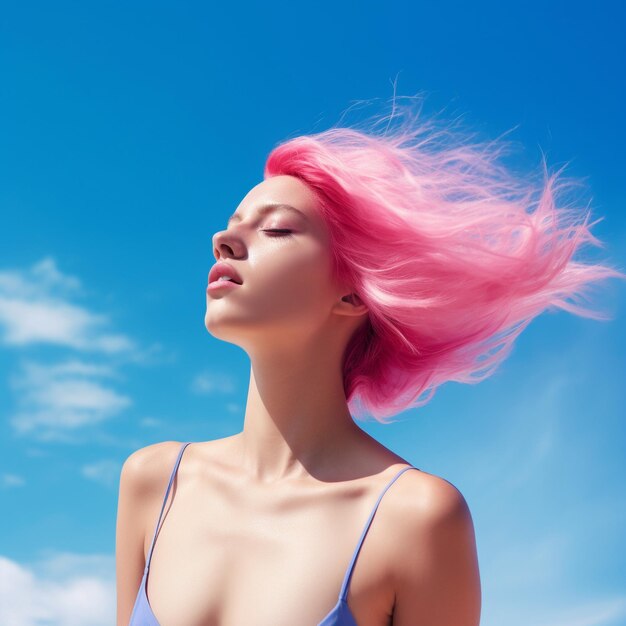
[208,261,244,285]
[206,280,242,293]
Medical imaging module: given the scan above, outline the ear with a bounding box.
[334,292,369,317]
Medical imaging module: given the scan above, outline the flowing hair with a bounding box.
[263,95,625,422]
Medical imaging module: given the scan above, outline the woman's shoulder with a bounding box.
[386,468,480,621]
[387,466,474,534]
[120,440,189,499]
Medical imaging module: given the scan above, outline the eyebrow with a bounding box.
[227,202,307,225]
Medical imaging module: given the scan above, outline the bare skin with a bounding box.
[116,175,481,625]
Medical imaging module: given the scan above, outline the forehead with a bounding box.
[235,175,323,225]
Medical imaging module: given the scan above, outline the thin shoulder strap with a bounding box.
[144,442,193,572]
[338,465,420,602]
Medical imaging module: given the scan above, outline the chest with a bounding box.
[143,476,399,626]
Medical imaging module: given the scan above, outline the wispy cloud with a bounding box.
[486,593,626,626]
[139,416,163,428]
[0,257,134,353]
[190,369,238,395]
[1,473,26,488]
[484,529,572,591]
[0,256,168,363]
[537,595,626,626]
[81,459,123,489]
[460,362,572,493]
[0,551,115,626]
[501,371,567,490]
[8,359,132,441]
[0,257,172,442]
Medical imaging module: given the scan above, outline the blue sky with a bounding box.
[1,1,625,625]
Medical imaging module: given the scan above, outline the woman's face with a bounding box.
[205,175,346,351]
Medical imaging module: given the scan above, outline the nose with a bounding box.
[212,230,236,261]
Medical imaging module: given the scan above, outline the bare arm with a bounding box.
[115,448,150,626]
[115,441,180,626]
[393,477,482,626]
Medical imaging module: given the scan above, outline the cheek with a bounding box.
[252,244,334,311]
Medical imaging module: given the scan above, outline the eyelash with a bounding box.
[263,229,292,237]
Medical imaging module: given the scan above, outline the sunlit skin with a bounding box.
[115,174,481,626]
[205,174,384,484]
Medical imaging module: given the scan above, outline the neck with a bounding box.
[233,345,367,484]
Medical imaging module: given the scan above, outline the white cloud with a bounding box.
[1,473,26,488]
[459,366,570,492]
[139,416,162,428]
[23,448,50,458]
[0,257,180,441]
[81,459,122,488]
[484,529,572,591]
[0,257,81,297]
[501,373,565,490]
[485,594,626,626]
[190,370,237,394]
[538,595,626,626]
[9,358,132,441]
[0,256,168,364]
[0,257,135,353]
[0,551,115,626]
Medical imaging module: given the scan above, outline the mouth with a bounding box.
[208,262,244,286]
[207,279,242,293]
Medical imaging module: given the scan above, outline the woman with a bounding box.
[116,100,623,626]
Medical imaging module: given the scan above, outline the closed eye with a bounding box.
[263,229,292,236]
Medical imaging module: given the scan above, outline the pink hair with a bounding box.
[263,97,626,423]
